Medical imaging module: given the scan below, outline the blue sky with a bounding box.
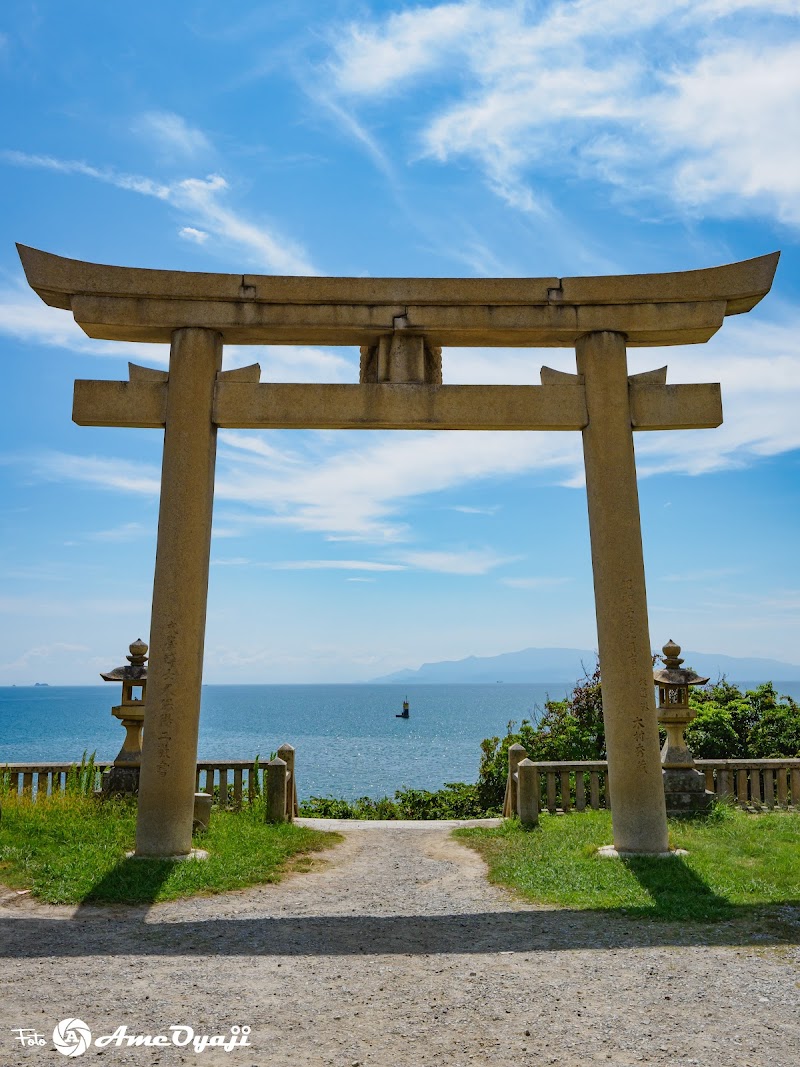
[1,0,799,684]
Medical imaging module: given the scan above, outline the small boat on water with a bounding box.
[395,698,410,719]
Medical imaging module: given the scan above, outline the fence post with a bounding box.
[503,743,527,818]
[517,758,539,828]
[277,743,298,821]
[265,757,288,824]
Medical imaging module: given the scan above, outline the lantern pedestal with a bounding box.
[102,765,141,796]
[655,640,715,816]
[662,766,714,815]
[100,640,148,798]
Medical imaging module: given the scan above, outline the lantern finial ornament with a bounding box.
[661,639,683,668]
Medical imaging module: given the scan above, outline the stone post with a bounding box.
[517,758,539,828]
[576,330,669,854]
[135,328,223,857]
[266,757,288,824]
[503,743,528,818]
[277,743,298,820]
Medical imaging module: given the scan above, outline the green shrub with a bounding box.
[299,780,495,820]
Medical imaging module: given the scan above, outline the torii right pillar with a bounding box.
[578,331,668,852]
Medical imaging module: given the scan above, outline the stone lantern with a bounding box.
[654,639,714,814]
[100,638,148,795]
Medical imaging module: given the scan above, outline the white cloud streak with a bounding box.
[179,226,209,244]
[132,111,211,158]
[325,1,800,225]
[2,151,318,274]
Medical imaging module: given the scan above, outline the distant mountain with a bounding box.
[370,646,800,684]
[372,647,597,684]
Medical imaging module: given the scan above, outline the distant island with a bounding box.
[370,646,800,684]
[33,682,50,687]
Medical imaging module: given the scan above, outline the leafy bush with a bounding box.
[299,780,494,820]
[477,664,606,809]
[687,679,800,758]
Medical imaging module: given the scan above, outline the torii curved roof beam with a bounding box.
[17,245,779,348]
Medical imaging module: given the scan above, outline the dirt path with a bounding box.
[1,821,798,1067]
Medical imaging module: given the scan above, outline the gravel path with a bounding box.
[1,820,798,1067]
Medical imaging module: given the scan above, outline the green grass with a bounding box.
[0,793,341,905]
[455,806,800,921]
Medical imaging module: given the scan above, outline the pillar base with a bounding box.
[126,848,209,862]
[597,845,688,859]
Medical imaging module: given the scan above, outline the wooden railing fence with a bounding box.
[1,763,107,798]
[1,742,298,823]
[505,745,800,827]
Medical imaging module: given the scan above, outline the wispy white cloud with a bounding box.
[179,226,209,244]
[271,559,404,572]
[87,522,148,543]
[209,551,508,575]
[132,110,211,158]
[0,596,149,619]
[0,641,89,675]
[28,452,162,496]
[324,1,800,226]
[3,151,318,274]
[0,280,171,363]
[395,548,515,575]
[501,576,572,589]
[214,428,581,540]
[306,90,396,181]
[223,344,357,383]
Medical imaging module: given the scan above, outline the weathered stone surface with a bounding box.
[134,327,222,859]
[18,244,779,347]
[578,331,669,853]
[101,765,140,797]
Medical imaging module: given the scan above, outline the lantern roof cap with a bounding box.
[100,638,148,682]
[653,639,709,687]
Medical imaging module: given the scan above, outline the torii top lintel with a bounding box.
[17,245,779,348]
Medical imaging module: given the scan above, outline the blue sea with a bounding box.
[2,681,799,800]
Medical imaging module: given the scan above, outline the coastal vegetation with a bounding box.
[0,791,339,905]
[476,670,800,811]
[299,780,492,820]
[456,806,800,922]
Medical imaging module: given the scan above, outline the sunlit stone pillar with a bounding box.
[135,327,223,857]
[576,330,669,854]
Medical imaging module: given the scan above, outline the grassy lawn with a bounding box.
[0,794,341,905]
[455,807,800,921]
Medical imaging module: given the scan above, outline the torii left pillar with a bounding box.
[135,328,222,856]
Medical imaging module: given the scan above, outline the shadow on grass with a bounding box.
[78,855,180,907]
[619,856,733,921]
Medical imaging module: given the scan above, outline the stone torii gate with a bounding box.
[18,244,778,858]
